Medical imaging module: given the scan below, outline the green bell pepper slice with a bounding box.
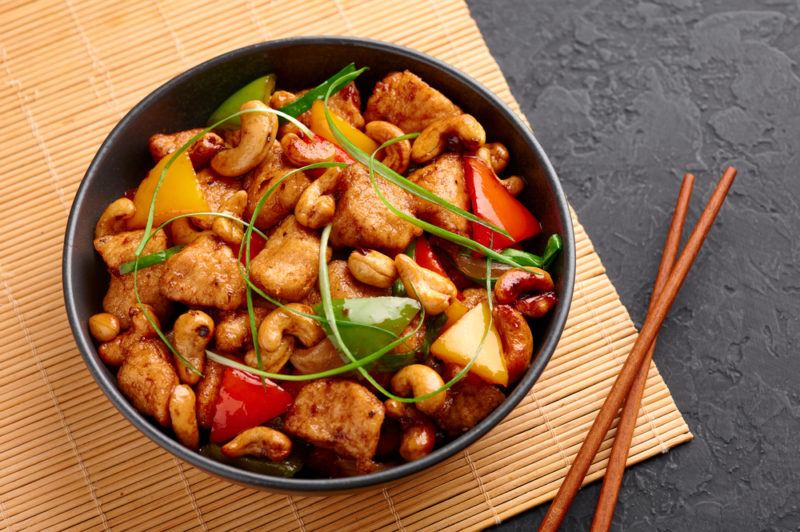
[207,74,277,129]
[199,443,303,478]
[314,296,420,359]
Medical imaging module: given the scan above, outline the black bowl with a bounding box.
[62,37,575,492]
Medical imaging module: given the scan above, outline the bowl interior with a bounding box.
[63,37,575,492]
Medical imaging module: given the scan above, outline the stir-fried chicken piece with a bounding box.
[327,260,390,299]
[214,307,271,353]
[191,168,244,229]
[284,379,385,460]
[160,233,245,310]
[94,230,171,328]
[331,164,421,254]
[117,339,177,427]
[434,378,505,436]
[409,154,469,236]
[246,141,310,230]
[148,128,225,170]
[250,216,321,302]
[364,71,462,133]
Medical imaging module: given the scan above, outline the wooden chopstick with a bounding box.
[539,167,737,532]
[590,173,696,532]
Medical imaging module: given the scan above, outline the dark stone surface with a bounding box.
[467,1,800,530]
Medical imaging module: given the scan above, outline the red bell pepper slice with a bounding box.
[463,156,541,250]
[414,235,450,279]
[210,367,293,444]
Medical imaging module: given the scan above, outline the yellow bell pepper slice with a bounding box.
[128,152,210,229]
[310,100,378,154]
[430,301,508,386]
[443,299,470,330]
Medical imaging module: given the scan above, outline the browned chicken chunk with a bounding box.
[117,339,177,427]
[409,154,469,236]
[195,359,225,430]
[160,234,246,310]
[331,164,421,254]
[328,260,390,299]
[284,379,385,460]
[250,216,321,302]
[94,230,171,328]
[214,307,271,353]
[364,71,462,133]
[148,128,225,170]
[246,141,310,230]
[193,168,244,229]
[435,379,505,436]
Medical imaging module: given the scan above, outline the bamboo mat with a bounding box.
[0,0,692,530]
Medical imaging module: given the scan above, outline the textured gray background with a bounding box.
[467,0,800,530]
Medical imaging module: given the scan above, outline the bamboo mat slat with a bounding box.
[0,0,691,530]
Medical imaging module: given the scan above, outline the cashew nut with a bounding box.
[365,121,411,174]
[348,249,397,288]
[211,100,277,177]
[474,142,510,173]
[411,114,486,164]
[258,304,325,352]
[173,310,214,385]
[294,166,341,229]
[95,198,135,238]
[290,338,343,375]
[390,364,447,416]
[384,399,436,462]
[169,384,199,449]
[244,337,293,373]
[170,217,207,246]
[269,90,297,109]
[221,426,293,461]
[493,305,534,384]
[211,190,248,246]
[516,291,558,318]
[98,304,160,366]
[89,312,120,342]
[281,132,336,167]
[499,175,526,196]
[493,267,555,305]
[395,254,457,315]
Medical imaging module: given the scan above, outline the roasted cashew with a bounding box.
[95,198,135,238]
[294,166,341,229]
[170,217,207,246]
[499,175,526,196]
[98,304,160,366]
[348,249,397,288]
[365,121,411,174]
[390,364,447,416]
[411,114,486,164]
[493,267,555,305]
[221,426,293,461]
[395,254,457,315]
[244,336,294,373]
[211,100,277,177]
[169,384,199,449]
[173,310,214,385]
[269,90,297,109]
[493,305,534,384]
[290,338,343,375]
[258,304,325,352]
[89,312,120,342]
[211,190,248,246]
[384,399,436,462]
[474,142,510,173]
[281,132,337,167]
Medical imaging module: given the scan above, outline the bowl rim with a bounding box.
[62,35,575,492]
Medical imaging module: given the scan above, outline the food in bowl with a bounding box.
[87,64,562,478]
